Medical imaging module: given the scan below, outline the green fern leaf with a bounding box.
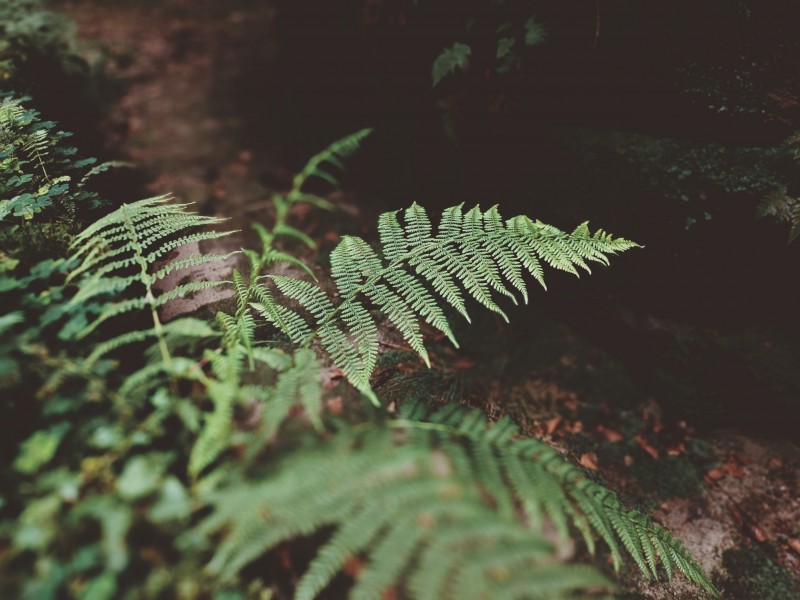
[259,202,637,396]
[432,42,472,86]
[198,422,614,600]
[65,195,236,363]
[289,128,373,200]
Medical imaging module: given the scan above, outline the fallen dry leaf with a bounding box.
[666,442,686,457]
[788,538,800,554]
[597,425,623,442]
[749,524,767,543]
[722,457,745,478]
[579,452,599,470]
[451,357,476,370]
[635,435,659,459]
[546,416,562,435]
[705,467,726,481]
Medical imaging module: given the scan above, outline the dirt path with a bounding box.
[64,0,282,211]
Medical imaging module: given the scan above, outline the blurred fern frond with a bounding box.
[199,403,717,598]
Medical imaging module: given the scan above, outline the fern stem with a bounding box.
[121,203,172,366]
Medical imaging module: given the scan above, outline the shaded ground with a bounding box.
[61,1,800,597]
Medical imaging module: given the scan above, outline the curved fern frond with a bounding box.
[289,128,373,201]
[257,202,637,394]
[65,195,237,364]
[197,422,613,600]
[197,403,716,599]
[395,403,717,594]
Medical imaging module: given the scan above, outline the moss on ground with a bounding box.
[717,544,800,600]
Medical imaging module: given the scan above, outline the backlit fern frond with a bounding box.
[197,421,613,600]
[65,195,236,364]
[253,203,637,395]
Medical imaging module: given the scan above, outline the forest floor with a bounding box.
[61,1,800,598]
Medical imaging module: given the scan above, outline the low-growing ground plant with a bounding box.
[0,100,718,599]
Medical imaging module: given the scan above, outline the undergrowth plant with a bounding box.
[0,114,719,600]
[0,95,109,260]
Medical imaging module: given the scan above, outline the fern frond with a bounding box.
[262,348,323,439]
[197,421,614,600]
[199,402,715,597]
[65,195,237,364]
[290,128,373,198]
[260,202,637,395]
[395,404,717,594]
[189,347,242,478]
[188,346,323,478]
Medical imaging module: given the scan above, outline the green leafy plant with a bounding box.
[0,116,718,600]
[757,185,800,243]
[253,202,636,399]
[201,403,714,599]
[429,1,547,87]
[0,95,107,259]
[65,194,235,365]
[0,0,87,95]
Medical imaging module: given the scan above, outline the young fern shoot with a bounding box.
[219,127,374,357]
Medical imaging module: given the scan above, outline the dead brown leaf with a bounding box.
[545,416,562,435]
[635,434,659,459]
[788,538,800,555]
[666,442,686,457]
[451,357,476,370]
[597,425,623,442]
[749,524,768,543]
[579,452,599,470]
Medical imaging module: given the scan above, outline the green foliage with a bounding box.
[0,115,714,600]
[428,1,547,86]
[254,202,636,396]
[757,186,800,242]
[432,42,472,86]
[0,0,77,83]
[200,403,714,598]
[65,194,235,364]
[0,95,105,259]
[223,128,373,357]
[289,126,373,203]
